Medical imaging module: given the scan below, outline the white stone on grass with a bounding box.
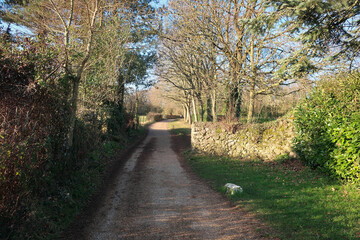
[225,183,243,195]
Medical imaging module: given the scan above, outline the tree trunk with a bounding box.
[211,89,217,122]
[206,93,213,122]
[247,81,255,123]
[235,85,242,118]
[227,66,241,121]
[226,86,236,122]
[134,93,139,129]
[192,96,198,123]
[68,76,80,148]
[183,105,187,122]
[230,64,243,119]
[186,102,192,124]
[197,95,204,122]
[118,75,125,107]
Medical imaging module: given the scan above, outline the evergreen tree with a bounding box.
[273,0,360,61]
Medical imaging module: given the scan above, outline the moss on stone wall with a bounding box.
[191,116,296,161]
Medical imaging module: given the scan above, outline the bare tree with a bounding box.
[158,1,226,123]
[159,0,307,123]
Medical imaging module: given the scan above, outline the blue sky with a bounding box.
[152,0,168,8]
[1,0,168,35]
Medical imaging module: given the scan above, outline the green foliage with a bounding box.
[107,104,127,139]
[275,153,290,163]
[273,0,360,60]
[0,27,146,239]
[294,72,360,182]
[106,103,138,141]
[146,112,163,122]
[0,30,72,239]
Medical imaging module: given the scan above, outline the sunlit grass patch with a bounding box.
[187,154,360,240]
[168,119,191,136]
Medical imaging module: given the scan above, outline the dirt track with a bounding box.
[77,120,268,239]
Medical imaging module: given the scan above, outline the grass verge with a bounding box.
[168,119,191,136]
[168,119,360,239]
[187,154,360,239]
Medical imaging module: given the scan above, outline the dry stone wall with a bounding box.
[191,117,296,160]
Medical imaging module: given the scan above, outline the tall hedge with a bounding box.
[0,31,139,239]
[294,72,360,183]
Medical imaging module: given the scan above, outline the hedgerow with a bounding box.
[0,29,141,239]
[294,72,360,183]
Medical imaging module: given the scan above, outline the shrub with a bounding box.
[164,114,180,119]
[0,28,145,239]
[146,112,163,122]
[294,72,360,183]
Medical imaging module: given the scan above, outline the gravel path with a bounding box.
[82,120,267,240]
